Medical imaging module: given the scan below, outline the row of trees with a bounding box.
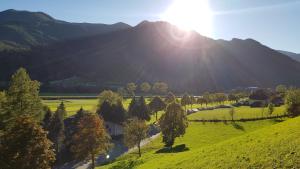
[124,82,168,96]
[0,68,113,169]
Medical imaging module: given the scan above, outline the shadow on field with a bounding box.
[109,160,140,169]
[155,144,189,154]
[272,118,284,123]
[231,122,245,131]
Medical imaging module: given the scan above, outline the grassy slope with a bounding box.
[100,117,298,169]
[188,106,286,121]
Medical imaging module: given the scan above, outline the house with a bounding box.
[104,121,123,137]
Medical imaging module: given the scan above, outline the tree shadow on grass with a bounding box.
[109,159,141,169]
[155,144,189,154]
[271,118,284,123]
[231,122,245,131]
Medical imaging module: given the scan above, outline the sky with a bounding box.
[1,0,300,53]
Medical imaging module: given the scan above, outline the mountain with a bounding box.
[277,50,300,62]
[1,20,300,93]
[0,9,131,50]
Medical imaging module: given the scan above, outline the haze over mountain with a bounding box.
[0,10,300,93]
[0,9,131,50]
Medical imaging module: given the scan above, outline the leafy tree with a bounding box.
[189,95,196,109]
[0,115,55,169]
[117,87,127,97]
[140,82,151,93]
[48,109,65,157]
[197,97,207,107]
[159,102,188,148]
[181,93,190,112]
[128,97,138,117]
[276,84,287,94]
[98,100,127,124]
[123,118,148,157]
[4,68,43,123]
[249,89,270,100]
[71,113,111,169]
[285,89,300,117]
[228,108,235,121]
[127,82,137,96]
[165,92,176,104]
[203,92,210,106]
[228,93,238,103]
[267,103,275,116]
[97,90,122,108]
[148,96,166,121]
[152,82,168,94]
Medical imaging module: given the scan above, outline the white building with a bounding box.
[104,121,123,136]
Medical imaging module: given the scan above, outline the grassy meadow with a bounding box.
[100,116,300,169]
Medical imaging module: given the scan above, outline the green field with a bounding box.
[188,106,286,121]
[100,115,300,169]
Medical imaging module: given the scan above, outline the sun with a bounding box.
[161,0,213,37]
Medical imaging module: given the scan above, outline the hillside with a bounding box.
[0,9,131,50]
[278,50,300,62]
[102,117,300,169]
[1,21,300,93]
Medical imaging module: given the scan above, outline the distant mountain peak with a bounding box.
[0,9,55,23]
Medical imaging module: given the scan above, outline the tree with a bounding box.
[228,108,235,121]
[97,90,122,108]
[189,95,196,109]
[123,118,148,157]
[42,106,53,130]
[140,82,151,93]
[159,102,188,148]
[197,97,207,107]
[0,115,55,169]
[0,91,7,129]
[48,109,65,157]
[71,113,111,169]
[4,68,43,123]
[152,82,168,94]
[127,83,137,96]
[181,93,190,113]
[98,100,127,124]
[228,93,238,103]
[56,102,67,119]
[165,92,176,104]
[148,96,166,121]
[285,89,300,117]
[267,103,275,117]
[276,85,287,94]
[203,92,210,107]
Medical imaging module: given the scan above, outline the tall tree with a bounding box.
[189,95,196,109]
[42,106,53,131]
[48,109,65,158]
[285,89,300,117]
[98,100,127,124]
[0,115,55,169]
[148,96,166,121]
[140,82,151,93]
[181,93,190,112]
[267,103,275,117]
[128,96,151,121]
[71,113,111,169]
[56,102,67,119]
[0,91,7,129]
[4,68,43,123]
[159,102,188,148]
[126,82,137,96]
[276,84,287,95]
[228,108,235,121]
[97,90,122,109]
[165,92,176,104]
[152,82,168,94]
[123,118,148,157]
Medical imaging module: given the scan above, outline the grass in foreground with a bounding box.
[100,117,292,169]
